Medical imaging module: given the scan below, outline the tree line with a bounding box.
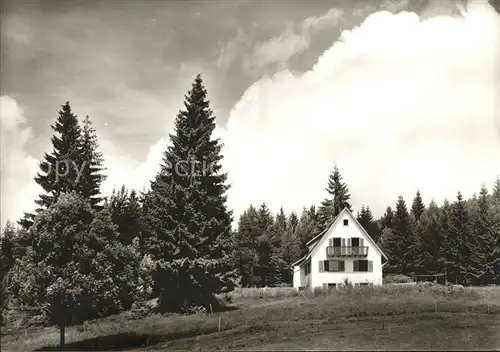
[1,75,499,346]
[232,168,500,288]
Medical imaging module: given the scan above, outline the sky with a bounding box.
[1,0,499,229]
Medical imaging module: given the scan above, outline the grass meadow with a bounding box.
[1,284,500,351]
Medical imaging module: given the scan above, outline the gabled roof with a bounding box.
[291,255,306,267]
[291,207,388,268]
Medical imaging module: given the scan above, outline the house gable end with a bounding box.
[309,208,388,261]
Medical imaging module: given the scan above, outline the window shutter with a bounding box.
[329,238,333,247]
[368,261,373,272]
[345,260,352,273]
[319,260,324,272]
[342,238,346,247]
[347,238,351,247]
[360,238,364,247]
[353,260,359,272]
[339,260,345,272]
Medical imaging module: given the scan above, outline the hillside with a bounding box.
[2,284,499,351]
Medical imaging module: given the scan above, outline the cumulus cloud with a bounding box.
[0,96,40,228]
[244,8,344,71]
[99,136,167,196]
[221,0,500,220]
[9,1,498,229]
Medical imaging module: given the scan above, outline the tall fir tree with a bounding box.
[469,185,499,284]
[20,102,82,228]
[231,206,259,287]
[142,75,236,311]
[385,196,416,275]
[445,192,472,285]
[106,186,143,246]
[317,165,352,231]
[254,203,274,286]
[271,207,287,249]
[411,190,425,221]
[1,221,18,281]
[78,115,106,209]
[288,211,299,233]
[381,206,394,230]
[356,205,380,242]
[416,201,445,276]
[257,203,274,234]
[270,208,288,285]
[493,175,500,200]
[294,207,319,259]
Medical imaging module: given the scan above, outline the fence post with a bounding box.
[434,300,438,313]
[218,316,221,333]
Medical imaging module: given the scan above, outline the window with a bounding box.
[328,283,337,288]
[353,260,370,272]
[343,219,349,226]
[323,260,345,272]
[351,237,360,247]
[333,238,341,247]
[305,262,311,275]
[360,283,369,286]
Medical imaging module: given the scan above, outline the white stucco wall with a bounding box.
[309,213,383,288]
[293,265,303,289]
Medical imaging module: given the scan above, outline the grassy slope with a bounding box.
[2,285,500,351]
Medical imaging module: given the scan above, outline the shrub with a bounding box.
[383,274,414,284]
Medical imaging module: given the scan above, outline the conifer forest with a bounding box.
[1,75,500,348]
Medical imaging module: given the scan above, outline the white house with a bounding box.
[292,207,388,289]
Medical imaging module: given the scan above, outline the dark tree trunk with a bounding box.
[59,324,65,347]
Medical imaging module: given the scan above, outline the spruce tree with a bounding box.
[106,186,143,246]
[493,175,500,200]
[255,203,274,286]
[417,201,445,276]
[270,208,288,284]
[78,115,106,209]
[385,196,416,275]
[381,206,394,230]
[469,185,499,284]
[232,206,259,287]
[281,210,300,283]
[20,102,82,228]
[142,74,236,311]
[446,192,472,285]
[288,211,299,233]
[411,190,425,221]
[294,207,318,258]
[317,165,352,231]
[1,221,18,281]
[357,205,379,242]
[257,203,274,235]
[271,207,287,249]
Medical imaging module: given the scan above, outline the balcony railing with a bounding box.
[326,246,368,257]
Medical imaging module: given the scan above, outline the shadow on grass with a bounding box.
[36,305,240,351]
[35,333,163,351]
[35,328,223,351]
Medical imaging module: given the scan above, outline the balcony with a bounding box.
[326,246,368,257]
